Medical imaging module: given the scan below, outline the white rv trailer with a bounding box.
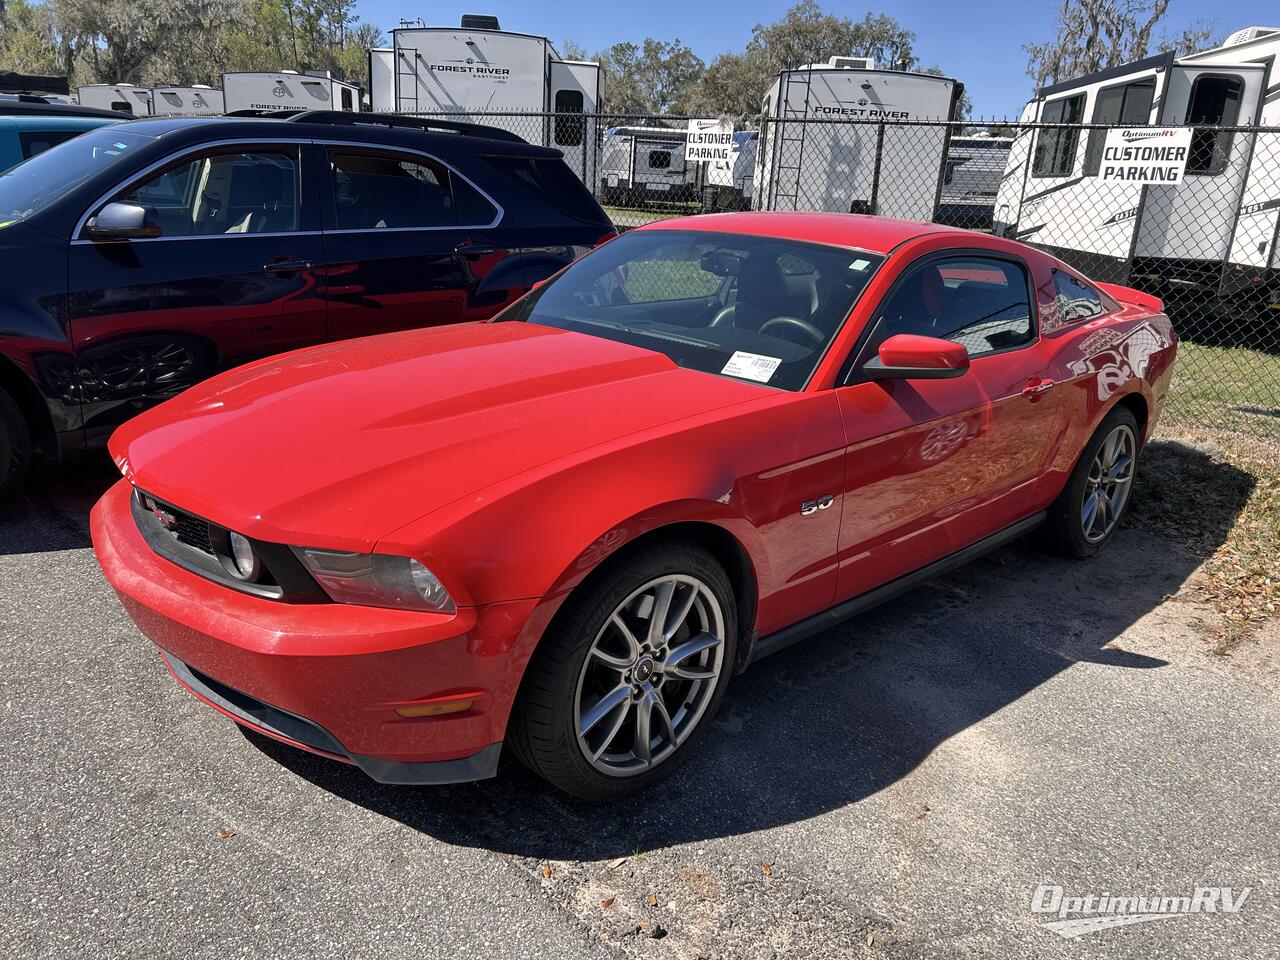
[376,15,603,185]
[937,135,1013,227]
[369,48,395,113]
[994,25,1280,301]
[150,84,224,116]
[702,131,758,211]
[753,57,963,218]
[599,126,703,205]
[222,70,360,114]
[76,83,153,116]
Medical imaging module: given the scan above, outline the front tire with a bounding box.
[1042,405,1139,558]
[0,388,31,503]
[509,540,737,801]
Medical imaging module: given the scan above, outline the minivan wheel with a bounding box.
[0,388,31,503]
[509,540,737,801]
[1042,405,1139,558]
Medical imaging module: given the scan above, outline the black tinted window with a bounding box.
[554,89,585,147]
[874,257,1034,358]
[1187,76,1243,175]
[18,130,81,160]
[329,150,495,229]
[1033,94,1084,178]
[1053,269,1104,322]
[483,155,603,223]
[1085,79,1155,174]
[649,150,672,169]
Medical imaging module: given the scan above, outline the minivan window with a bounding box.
[114,150,299,236]
[1186,75,1243,175]
[0,128,152,225]
[328,150,496,229]
[1032,94,1084,178]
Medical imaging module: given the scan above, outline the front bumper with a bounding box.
[91,478,539,784]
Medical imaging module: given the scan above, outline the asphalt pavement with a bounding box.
[1,452,1276,959]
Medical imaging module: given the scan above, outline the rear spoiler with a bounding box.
[1096,282,1164,313]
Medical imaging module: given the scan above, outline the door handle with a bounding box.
[1021,379,1056,400]
[263,260,313,274]
[453,242,497,257]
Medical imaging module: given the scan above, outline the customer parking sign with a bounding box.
[1097,127,1194,184]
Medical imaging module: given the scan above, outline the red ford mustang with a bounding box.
[91,213,1177,800]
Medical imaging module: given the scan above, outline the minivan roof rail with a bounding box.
[282,110,527,143]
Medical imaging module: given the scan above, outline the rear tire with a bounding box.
[508,540,737,801]
[1041,405,1140,558]
[0,388,31,503]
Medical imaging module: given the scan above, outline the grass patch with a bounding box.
[1130,427,1280,653]
[1164,341,1280,440]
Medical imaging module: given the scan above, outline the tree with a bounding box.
[0,0,61,75]
[1025,0,1219,87]
[595,37,704,114]
[685,2,920,118]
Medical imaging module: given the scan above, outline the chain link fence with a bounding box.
[401,109,1280,439]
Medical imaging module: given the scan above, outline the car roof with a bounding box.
[639,212,974,255]
[111,114,560,157]
[0,116,118,131]
[0,99,130,120]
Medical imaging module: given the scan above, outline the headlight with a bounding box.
[291,548,455,613]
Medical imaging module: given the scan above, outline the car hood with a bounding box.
[111,322,767,550]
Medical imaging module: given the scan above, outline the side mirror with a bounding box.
[85,202,162,242]
[863,333,970,380]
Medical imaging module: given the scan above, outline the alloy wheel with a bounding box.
[1081,423,1136,543]
[573,574,726,777]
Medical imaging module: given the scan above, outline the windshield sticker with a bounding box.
[722,351,782,383]
[850,258,872,271]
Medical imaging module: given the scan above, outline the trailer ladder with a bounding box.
[771,66,815,211]
[396,48,419,112]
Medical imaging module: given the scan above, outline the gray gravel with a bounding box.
[1,453,1277,959]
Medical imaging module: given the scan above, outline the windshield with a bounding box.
[497,229,883,391]
[0,128,152,224]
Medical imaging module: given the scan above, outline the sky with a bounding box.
[355,0,1278,118]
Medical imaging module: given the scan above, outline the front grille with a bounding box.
[130,487,329,604]
[173,513,214,555]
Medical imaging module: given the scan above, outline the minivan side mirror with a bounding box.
[863,333,970,380]
[85,202,163,242]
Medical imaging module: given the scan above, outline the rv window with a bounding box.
[869,256,1034,359]
[1031,94,1084,178]
[114,150,299,236]
[329,150,494,228]
[1051,269,1104,322]
[554,89,585,147]
[340,86,354,111]
[649,150,672,170]
[1084,78,1156,175]
[1186,75,1243,175]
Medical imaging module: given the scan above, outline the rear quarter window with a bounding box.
[483,155,605,223]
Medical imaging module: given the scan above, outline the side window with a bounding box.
[874,256,1034,358]
[113,150,299,237]
[1032,93,1084,178]
[340,86,354,111]
[328,150,496,229]
[1084,78,1155,175]
[1052,269,1104,322]
[1186,75,1243,175]
[554,89,585,147]
[649,150,672,170]
[18,131,81,160]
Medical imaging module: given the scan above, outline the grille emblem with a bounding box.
[144,495,177,530]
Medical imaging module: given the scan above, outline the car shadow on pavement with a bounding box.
[0,452,118,555]
[249,439,1255,861]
